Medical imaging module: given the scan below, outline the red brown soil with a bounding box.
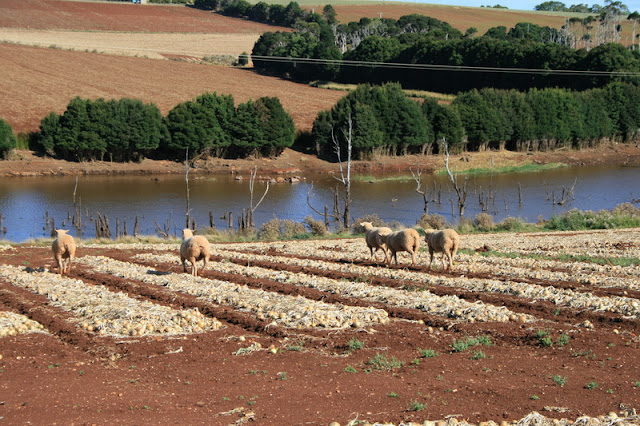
[1,244,639,425]
[0,0,282,33]
[0,43,344,135]
[2,142,640,180]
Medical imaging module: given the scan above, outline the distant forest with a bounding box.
[195,0,640,93]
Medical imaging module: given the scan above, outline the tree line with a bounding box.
[240,1,640,92]
[311,82,640,160]
[34,93,295,162]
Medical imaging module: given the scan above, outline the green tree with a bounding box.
[534,1,568,11]
[37,112,61,155]
[254,97,296,157]
[231,100,264,157]
[0,118,16,158]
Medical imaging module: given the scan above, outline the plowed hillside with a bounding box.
[0,43,344,134]
[0,0,281,33]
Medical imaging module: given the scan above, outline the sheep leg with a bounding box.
[67,254,73,274]
[55,254,64,275]
[428,250,434,270]
[189,257,198,276]
[369,246,375,261]
[201,256,208,274]
[181,257,188,273]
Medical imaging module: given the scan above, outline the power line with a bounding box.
[249,54,640,77]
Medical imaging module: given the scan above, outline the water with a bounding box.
[0,165,638,242]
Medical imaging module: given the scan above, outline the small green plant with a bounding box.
[366,353,403,371]
[436,374,444,381]
[411,358,420,365]
[471,350,487,360]
[78,371,84,376]
[556,333,570,346]
[586,381,598,389]
[552,375,568,387]
[222,397,230,401]
[343,365,358,373]
[418,348,438,358]
[142,405,151,410]
[451,335,492,352]
[606,388,614,394]
[277,371,288,380]
[530,395,539,400]
[408,400,426,412]
[388,392,399,398]
[348,338,364,351]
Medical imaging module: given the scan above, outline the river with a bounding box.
[0,164,638,242]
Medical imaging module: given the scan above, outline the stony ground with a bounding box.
[1,229,640,424]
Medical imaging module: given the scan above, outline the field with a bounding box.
[0,43,345,134]
[1,229,640,424]
[0,0,607,135]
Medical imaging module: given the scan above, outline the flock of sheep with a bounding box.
[358,221,460,270]
[50,223,460,276]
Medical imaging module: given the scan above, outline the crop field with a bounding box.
[1,229,639,424]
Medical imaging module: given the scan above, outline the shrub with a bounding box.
[0,118,17,159]
[473,213,495,231]
[417,213,446,229]
[613,203,640,218]
[238,52,249,66]
[304,216,328,236]
[496,216,526,231]
[546,207,640,230]
[258,218,305,240]
[353,214,389,230]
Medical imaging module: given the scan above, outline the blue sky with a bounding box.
[413,0,640,13]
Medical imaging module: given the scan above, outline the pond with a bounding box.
[0,164,639,242]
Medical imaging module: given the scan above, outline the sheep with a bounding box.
[377,228,421,267]
[51,229,76,275]
[356,221,392,263]
[424,228,460,271]
[180,228,211,277]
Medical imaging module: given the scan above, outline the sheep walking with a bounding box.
[51,229,76,275]
[180,229,210,277]
[357,221,392,263]
[377,228,420,267]
[425,228,460,271]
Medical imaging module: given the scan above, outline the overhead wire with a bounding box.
[248,53,640,77]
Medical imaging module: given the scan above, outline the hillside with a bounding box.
[0,44,344,134]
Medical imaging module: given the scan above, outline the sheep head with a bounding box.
[182,228,194,239]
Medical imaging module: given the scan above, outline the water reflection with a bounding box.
[0,165,638,242]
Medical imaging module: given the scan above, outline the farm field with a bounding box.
[1,229,640,424]
[0,43,345,134]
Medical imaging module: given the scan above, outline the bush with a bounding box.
[304,216,328,236]
[258,218,306,240]
[352,214,389,233]
[238,52,249,66]
[545,207,640,231]
[417,213,446,230]
[473,213,495,231]
[0,118,17,159]
[496,216,526,231]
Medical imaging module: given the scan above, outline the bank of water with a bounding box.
[0,164,638,242]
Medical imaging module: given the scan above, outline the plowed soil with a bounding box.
[1,232,639,425]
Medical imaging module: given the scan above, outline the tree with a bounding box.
[0,118,16,158]
[254,96,296,157]
[534,1,567,11]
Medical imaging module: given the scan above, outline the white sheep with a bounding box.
[180,228,211,276]
[424,228,460,271]
[377,228,421,267]
[51,229,76,275]
[357,221,392,263]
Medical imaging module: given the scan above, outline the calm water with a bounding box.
[0,164,639,242]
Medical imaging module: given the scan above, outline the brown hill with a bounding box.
[0,43,344,134]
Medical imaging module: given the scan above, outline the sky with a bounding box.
[413,0,640,13]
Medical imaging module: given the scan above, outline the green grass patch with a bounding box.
[366,353,403,371]
[451,335,492,352]
[459,247,640,267]
[437,162,565,176]
[352,174,414,183]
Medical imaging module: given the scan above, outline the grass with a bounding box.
[439,162,566,176]
[309,81,455,102]
[451,335,493,352]
[552,375,568,387]
[418,348,438,358]
[366,353,403,371]
[586,381,598,390]
[348,338,364,351]
[460,247,640,268]
[408,400,426,412]
[344,365,358,373]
